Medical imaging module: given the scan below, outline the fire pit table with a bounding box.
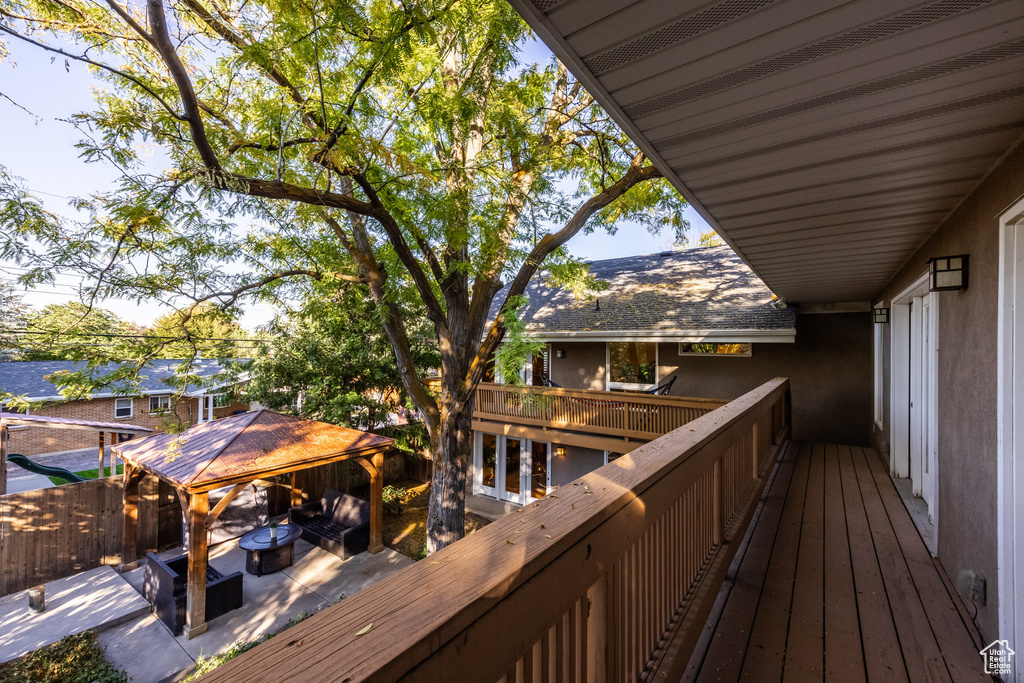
[237,524,303,576]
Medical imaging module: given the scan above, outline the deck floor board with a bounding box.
[685,441,986,682]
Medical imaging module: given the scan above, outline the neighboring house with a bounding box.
[0,359,251,455]
[471,246,871,505]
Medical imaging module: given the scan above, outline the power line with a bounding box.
[7,330,271,342]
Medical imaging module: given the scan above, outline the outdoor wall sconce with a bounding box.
[556,349,565,358]
[555,447,566,458]
[873,307,890,324]
[928,254,969,291]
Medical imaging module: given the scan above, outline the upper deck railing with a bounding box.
[203,377,791,683]
[474,382,727,440]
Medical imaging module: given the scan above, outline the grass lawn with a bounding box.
[48,465,123,486]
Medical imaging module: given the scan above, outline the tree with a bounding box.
[148,303,252,359]
[20,302,128,361]
[244,281,439,429]
[0,280,27,361]
[0,0,688,551]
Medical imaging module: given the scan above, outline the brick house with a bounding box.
[0,359,251,455]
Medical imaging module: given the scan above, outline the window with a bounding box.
[608,341,658,390]
[114,397,133,418]
[212,394,232,408]
[149,395,171,413]
[678,342,751,357]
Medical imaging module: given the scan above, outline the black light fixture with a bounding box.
[927,254,969,291]
[873,307,890,324]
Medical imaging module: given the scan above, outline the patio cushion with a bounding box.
[321,488,343,519]
[330,493,370,528]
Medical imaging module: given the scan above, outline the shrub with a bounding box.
[185,637,268,681]
[382,485,407,516]
[0,631,126,683]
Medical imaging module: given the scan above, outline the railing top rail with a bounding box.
[475,381,728,408]
[203,377,790,683]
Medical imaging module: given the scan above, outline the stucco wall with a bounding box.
[548,342,606,390]
[550,445,605,488]
[544,314,872,446]
[660,313,872,446]
[872,139,1024,641]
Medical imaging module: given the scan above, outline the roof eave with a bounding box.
[533,329,796,343]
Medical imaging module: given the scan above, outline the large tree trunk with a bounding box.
[425,390,476,553]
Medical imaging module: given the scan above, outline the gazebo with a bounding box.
[113,409,394,638]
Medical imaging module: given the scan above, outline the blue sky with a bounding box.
[0,33,709,329]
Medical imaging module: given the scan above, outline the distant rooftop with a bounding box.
[0,359,246,401]
[493,246,795,340]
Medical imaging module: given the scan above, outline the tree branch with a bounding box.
[146,0,221,169]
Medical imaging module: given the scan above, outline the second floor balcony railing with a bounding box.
[474,382,727,441]
[202,377,791,682]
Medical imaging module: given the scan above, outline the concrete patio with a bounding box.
[0,565,150,662]
[1,531,412,683]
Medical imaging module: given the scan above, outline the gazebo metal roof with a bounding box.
[113,409,393,493]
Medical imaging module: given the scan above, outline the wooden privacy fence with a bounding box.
[475,382,726,440]
[203,377,791,683]
[0,475,165,596]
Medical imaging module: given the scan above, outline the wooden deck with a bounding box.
[684,442,989,682]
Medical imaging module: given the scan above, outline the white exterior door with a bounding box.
[998,200,1024,681]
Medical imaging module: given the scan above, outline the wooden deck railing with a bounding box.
[474,382,726,440]
[204,377,791,683]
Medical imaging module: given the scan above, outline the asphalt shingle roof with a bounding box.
[493,246,795,335]
[0,359,243,400]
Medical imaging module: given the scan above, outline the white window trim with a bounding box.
[606,342,659,392]
[149,395,172,413]
[873,306,885,430]
[677,342,752,357]
[114,397,134,418]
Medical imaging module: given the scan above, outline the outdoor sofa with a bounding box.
[288,488,370,560]
[143,551,244,635]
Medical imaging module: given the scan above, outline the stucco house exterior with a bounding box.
[471,246,872,506]
[0,359,251,455]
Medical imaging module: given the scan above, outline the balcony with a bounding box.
[200,378,983,682]
[473,382,726,444]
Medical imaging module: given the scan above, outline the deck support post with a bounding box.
[98,432,106,478]
[752,423,760,479]
[184,491,210,639]
[368,451,384,554]
[712,459,723,546]
[0,424,7,496]
[120,462,140,571]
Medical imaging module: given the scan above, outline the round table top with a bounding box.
[238,524,302,550]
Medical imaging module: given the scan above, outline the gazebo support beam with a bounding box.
[368,451,384,554]
[290,472,302,507]
[0,424,7,496]
[98,432,106,478]
[185,491,210,639]
[120,463,145,571]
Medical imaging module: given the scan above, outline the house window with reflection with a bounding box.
[608,341,658,390]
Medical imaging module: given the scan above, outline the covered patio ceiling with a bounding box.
[509,0,1024,303]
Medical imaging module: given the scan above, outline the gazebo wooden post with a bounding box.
[0,423,8,496]
[98,432,106,478]
[185,490,210,639]
[120,462,141,571]
[290,472,302,507]
[368,450,384,554]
